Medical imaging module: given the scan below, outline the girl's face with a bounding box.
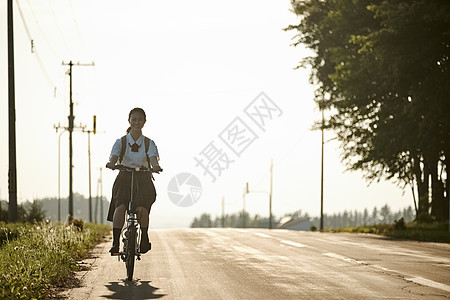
[128,112,146,131]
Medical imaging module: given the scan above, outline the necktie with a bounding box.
[129,143,141,152]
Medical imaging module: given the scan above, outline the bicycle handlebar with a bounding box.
[107,164,162,173]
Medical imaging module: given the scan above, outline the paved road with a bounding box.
[63,228,450,299]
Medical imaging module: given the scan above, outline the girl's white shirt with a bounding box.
[110,133,159,168]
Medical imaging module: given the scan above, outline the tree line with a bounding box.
[0,193,109,223]
[0,200,46,223]
[310,205,415,229]
[286,0,449,224]
[191,205,415,229]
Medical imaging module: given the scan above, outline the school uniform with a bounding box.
[107,133,159,222]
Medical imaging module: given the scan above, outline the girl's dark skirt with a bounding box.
[107,171,156,222]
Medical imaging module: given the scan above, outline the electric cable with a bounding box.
[47,0,72,57]
[67,0,88,58]
[16,0,56,89]
[26,0,61,60]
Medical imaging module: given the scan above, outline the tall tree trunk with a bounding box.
[416,154,430,223]
[443,152,449,225]
[430,157,445,222]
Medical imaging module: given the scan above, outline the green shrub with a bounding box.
[331,221,450,243]
[0,221,110,299]
[394,218,406,230]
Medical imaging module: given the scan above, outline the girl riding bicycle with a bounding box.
[106,107,162,255]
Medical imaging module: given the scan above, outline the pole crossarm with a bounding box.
[62,61,95,67]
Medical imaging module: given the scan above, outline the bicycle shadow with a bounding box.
[102,279,166,299]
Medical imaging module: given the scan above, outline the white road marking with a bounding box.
[231,245,262,255]
[323,252,367,265]
[322,252,450,294]
[406,276,450,293]
[281,240,307,248]
[329,238,450,264]
[227,230,450,295]
[255,233,272,238]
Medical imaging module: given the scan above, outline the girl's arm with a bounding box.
[106,155,119,169]
[150,156,162,171]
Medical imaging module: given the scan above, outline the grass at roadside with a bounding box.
[328,221,450,243]
[0,221,111,300]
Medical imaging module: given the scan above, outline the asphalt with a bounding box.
[62,228,450,299]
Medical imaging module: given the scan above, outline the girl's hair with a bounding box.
[126,107,146,133]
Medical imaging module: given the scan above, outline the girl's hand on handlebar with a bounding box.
[106,162,116,169]
[152,165,163,173]
[106,155,119,169]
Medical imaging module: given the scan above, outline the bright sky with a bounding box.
[0,0,414,228]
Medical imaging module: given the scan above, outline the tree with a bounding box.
[25,200,45,222]
[362,208,369,226]
[191,213,212,228]
[287,0,450,223]
[371,207,379,225]
[380,204,392,224]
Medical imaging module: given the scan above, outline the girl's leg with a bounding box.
[113,204,127,228]
[110,204,126,254]
[137,206,151,253]
[136,206,149,227]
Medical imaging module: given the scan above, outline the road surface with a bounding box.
[62,228,450,299]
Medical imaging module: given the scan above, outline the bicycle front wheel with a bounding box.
[126,227,136,281]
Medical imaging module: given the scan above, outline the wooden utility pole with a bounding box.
[95,167,104,224]
[320,108,324,231]
[221,196,225,228]
[62,61,94,221]
[269,159,273,229]
[8,0,17,222]
[82,115,97,223]
[242,182,248,228]
[99,167,103,224]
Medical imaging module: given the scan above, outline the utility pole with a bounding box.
[87,130,92,222]
[242,182,248,228]
[95,175,99,223]
[62,61,94,221]
[95,167,103,224]
[99,167,103,224]
[269,159,273,229]
[221,196,225,228]
[320,108,325,231]
[55,127,68,222]
[8,0,17,222]
[82,115,97,223]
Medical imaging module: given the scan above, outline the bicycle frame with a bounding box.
[108,164,160,281]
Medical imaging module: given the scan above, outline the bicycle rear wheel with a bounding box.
[126,227,136,281]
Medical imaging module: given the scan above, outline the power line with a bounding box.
[250,130,311,191]
[26,0,61,60]
[15,0,56,89]
[67,0,88,58]
[47,0,72,56]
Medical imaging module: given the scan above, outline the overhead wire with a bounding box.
[47,0,72,57]
[67,0,97,115]
[67,0,88,58]
[26,0,61,60]
[15,0,56,91]
[249,123,317,192]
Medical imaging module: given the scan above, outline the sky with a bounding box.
[0,0,414,228]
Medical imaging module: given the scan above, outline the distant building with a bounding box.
[277,216,311,231]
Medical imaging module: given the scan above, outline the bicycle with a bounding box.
[109,164,161,281]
